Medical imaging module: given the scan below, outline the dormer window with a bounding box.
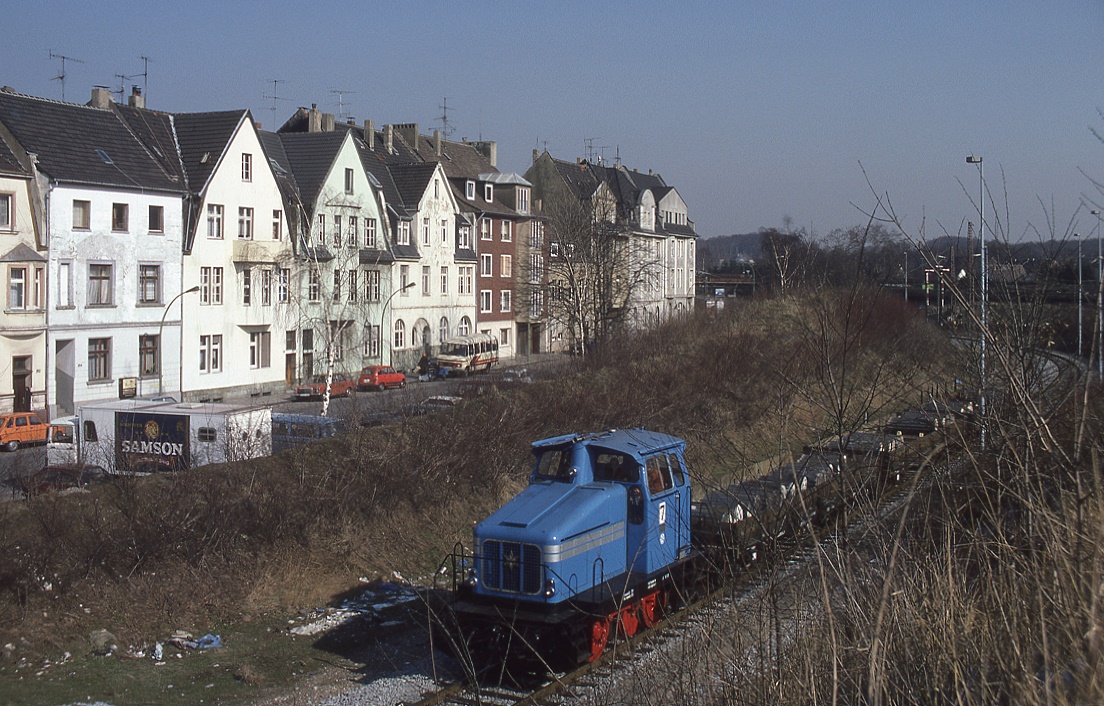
[518,187,530,215]
[242,153,252,182]
[484,184,493,203]
[466,181,475,200]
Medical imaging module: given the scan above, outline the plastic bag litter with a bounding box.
[195,634,222,649]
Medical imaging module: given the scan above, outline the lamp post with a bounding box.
[1094,210,1103,378]
[380,281,415,367]
[158,285,201,396]
[966,155,986,449]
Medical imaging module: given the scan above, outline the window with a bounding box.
[365,218,377,247]
[400,265,410,294]
[518,187,530,215]
[500,328,510,346]
[529,253,543,284]
[458,316,471,336]
[317,214,326,243]
[344,168,354,194]
[465,180,475,200]
[480,290,492,313]
[551,241,560,258]
[333,270,341,301]
[440,219,448,243]
[333,215,342,246]
[32,266,42,308]
[278,268,289,302]
[421,218,430,246]
[0,194,12,231]
[422,266,430,296]
[8,266,25,309]
[308,269,320,301]
[480,219,491,240]
[88,263,113,306]
[199,266,223,305]
[484,183,493,202]
[347,270,357,302]
[249,331,271,368]
[238,207,253,239]
[439,317,449,343]
[261,269,272,306]
[530,290,543,318]
[440,266,448,295]
[434,179,439,199]
[148,205,164,233]
[197,427,217,442]
[348,216,358,247]
[501,255,512,278]
[58,261,73,308]
[242,267,252,305]
[272,210,282,240]
[397,220,410,245]
[138,264,161,304]
[500,290,512,313]
[501,221,512,242]
[111,203,129,232]
[459,266,473,295]
[480,254,492,277]
[459,225,472,249]
[363,324,380,357]
[393,319,405,349]
[139,334,158,377]
[73,200,90,230]
[242,153,252,181]
[199,334,222,373]
[88,338,111,381]
[365,269,380,301]
[207,204,224,239]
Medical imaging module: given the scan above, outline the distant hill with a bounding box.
[698,232,763,269]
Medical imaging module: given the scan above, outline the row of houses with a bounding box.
[0,85,696,418]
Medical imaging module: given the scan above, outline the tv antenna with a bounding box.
[264,79,291,128]
[113,72,141,101]
[583,137,609,164]
[48,50,84,102]
[137,55,152,97]
[330,89,355,120]
[438,97,455,138]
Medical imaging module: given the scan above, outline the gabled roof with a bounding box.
[0,90,183,192]
[447,176,518,218]
[173,110,248,192]
[277,130,348,210]
[112,104,186,184]
[0,242,44,262]
[388,162,439,212]
[409,134,493,179]
[552,157,602,201]
[256,130,302,215]
[0,134,26,176]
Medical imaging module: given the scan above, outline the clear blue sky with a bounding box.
[4,0,1103,241]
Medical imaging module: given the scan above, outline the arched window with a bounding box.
[458,316,471,336]
[393,319,405,349]
[439,317,449,343]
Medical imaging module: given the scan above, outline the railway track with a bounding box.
[408,443,962,706]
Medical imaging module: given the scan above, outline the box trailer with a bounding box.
[47,399,272,473]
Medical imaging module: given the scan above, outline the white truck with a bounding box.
[47,399,272,473]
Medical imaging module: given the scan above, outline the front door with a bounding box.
[12,356,30,412]
[55,341,75,416]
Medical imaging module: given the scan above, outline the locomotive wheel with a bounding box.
[619,605,639,637]
[587,616,611,662]
[639,591,663,628]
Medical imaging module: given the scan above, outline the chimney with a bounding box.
[434,129,442,157]
[532,148,539,163]
[364,120,375,150]
[322,113,335,132]
[127,85,144,109]
[385,124,394,153]
[395,123,418,150]
[308,104,322,132]
[254,121,262,130]
[473,141,497,168]
[90,86,112,109]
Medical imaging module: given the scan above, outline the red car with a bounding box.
[294,373,356,400]
[357,366,406,391]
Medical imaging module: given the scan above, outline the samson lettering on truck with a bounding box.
[115,412,190,472]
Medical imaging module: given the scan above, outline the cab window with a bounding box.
[534,448,575,482]
[645,455,673,494]
[668,453,686,486]
[593,452,639,483]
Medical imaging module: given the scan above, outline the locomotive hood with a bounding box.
[475,480,627,547]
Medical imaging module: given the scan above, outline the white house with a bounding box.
[0,88,188,417]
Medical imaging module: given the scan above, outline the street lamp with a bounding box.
[379,280,415,367]
[158,285,201,396]
[966,155,986,449]
[1093,210,1103,378]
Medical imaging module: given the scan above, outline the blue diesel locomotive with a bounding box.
[440,428,697,666]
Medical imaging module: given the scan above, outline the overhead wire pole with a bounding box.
[967,155,986,450]
[1094,209,1103,379]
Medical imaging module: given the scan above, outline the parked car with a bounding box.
[357,365,406,391]
[294,373,356,400]
[0,411,49,451]
[271,413,347,453]
[19,464,110,496]
[414,395,462,416]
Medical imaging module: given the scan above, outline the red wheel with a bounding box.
[588,616,611,662]
[639,592,661,628]
[619,605,639,637]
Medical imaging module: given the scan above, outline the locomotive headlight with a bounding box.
[544,579,556,598]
